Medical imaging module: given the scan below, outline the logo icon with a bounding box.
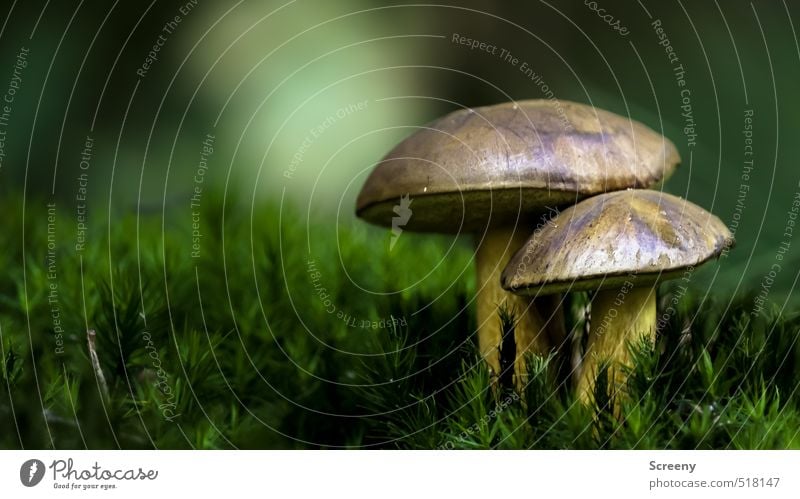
[390,194,413,251]
[20,459,45,487]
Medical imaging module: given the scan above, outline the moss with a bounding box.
[0,195,798,449]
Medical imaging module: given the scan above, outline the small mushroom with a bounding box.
[356,100,679,384]
[501,190,734,402]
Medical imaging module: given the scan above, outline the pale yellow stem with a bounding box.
[475,227,560,388]
[577,285,656,404]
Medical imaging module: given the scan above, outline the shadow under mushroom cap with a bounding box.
[501,189,735,295]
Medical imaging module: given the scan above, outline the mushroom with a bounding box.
[501,189,734,402]
[356,100,679,385]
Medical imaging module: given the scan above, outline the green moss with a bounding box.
[1,195,798,449]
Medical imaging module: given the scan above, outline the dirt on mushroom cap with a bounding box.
[356,100,680,232]
[501,189,735,295]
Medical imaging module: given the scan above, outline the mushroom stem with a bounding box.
[475,227,559,387]
[577,285,656,404]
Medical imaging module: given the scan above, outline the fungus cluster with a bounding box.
[355,99,731,400]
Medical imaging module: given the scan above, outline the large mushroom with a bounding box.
[356,100,679,384]
[501,189,734,402]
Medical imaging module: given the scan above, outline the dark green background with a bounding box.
[1,0,797,302]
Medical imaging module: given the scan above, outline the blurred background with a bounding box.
[1,0,797,303]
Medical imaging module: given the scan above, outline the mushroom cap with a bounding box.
[501,190,734,295]
[356,99,680,232]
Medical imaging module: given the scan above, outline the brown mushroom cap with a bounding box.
[356,100,680,232]
[501,190,734,294]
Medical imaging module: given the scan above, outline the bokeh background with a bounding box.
[1,0,799,449]
[2,0,797,301]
